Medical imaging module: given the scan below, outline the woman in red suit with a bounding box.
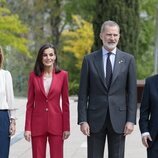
[24,43,70,158]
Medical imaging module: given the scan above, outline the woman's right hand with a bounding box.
[24,131,31,142]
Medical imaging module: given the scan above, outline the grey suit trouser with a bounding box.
[87,110,125,158]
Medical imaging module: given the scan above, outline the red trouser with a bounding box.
[31,133,63,158]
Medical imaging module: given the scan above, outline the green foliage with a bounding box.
[137,0,158,79]
[61,15,94,68]
[137,50,154,79]
[92,0,140,59]
[4,0,158,96]
[69,80,79,95]
[59,45,80,95]
[56,44,79,96]
[64,0,96,22]
[60,15,94,94]
[0,0,6,5]
[4,51,33,97]
[0,0,31,96]
[7,51,36,97]
[92,0,158,79]
[0,6,30,56]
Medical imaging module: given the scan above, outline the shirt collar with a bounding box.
[102,47,117,56]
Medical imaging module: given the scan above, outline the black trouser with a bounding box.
[0,110,10,158]
[88,110,125,158]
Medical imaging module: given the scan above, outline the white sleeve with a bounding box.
[141,132,150,138]
[5,71,16,119]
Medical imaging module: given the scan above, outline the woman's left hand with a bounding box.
[63,131,70,140]
[9,121,16,136]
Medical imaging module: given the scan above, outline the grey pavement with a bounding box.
[9,97,147,158]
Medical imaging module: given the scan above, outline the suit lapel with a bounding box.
[37,74,47,97]
[93,49,107,89]
[47,72,55,96]
[111,49,126,85]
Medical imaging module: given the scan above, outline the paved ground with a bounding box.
[9,97,147,158]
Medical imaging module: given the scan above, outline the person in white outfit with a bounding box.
[0,47,16,158]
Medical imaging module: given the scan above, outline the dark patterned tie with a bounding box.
[106,52,112,89]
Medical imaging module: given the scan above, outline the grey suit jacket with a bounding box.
[78,48,137,134]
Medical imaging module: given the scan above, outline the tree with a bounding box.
[61,15,94,68]
[0,0,31,96]
[64,0,96,22]
[92,0,140,59]
[7,0,65,49]
[0,1,30,56]
[5,0,158,95]
[137,0,158,79]
[60,15,94,94]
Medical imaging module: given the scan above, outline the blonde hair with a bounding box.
[0,47,4,68]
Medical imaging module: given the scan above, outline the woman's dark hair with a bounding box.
[34,43,61,76]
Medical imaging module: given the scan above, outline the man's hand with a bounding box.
[124,122,134,136]
[80,122,90,136]
[142,135,152,148]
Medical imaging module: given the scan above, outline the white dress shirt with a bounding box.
[0,69,16,119]
[102,46,116,77]
[142,132,150,137]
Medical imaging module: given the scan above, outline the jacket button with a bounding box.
[45,108,48,112]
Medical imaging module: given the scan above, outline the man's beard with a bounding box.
[104,42,118,50]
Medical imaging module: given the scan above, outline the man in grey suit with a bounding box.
[78,20,137,158]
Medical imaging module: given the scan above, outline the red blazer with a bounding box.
[25,70,70,136]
